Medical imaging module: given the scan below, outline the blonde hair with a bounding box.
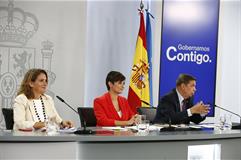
[17,68,48,99]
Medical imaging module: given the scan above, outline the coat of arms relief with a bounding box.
[0,0,56,128]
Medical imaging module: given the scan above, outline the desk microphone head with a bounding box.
[140,100,155,108]
[56,95,78,114]
[56,95,65,103]
[214,104,241,118]
[141,100,149,105]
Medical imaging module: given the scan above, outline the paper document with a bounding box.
[59,127,77,133]
[125,125,163,131]
[125,126,137,130]
[101,126,128,131]
[149,125,164,131]
[199,124,216,128]
[189,123,216,129]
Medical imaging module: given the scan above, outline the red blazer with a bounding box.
[93,92,134,126]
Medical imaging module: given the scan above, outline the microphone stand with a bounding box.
[56,96,94,134]
[74,109,94,134]
[215,104,241,129]
[160,117,175,131]
[141,100,176,131]
[74,121,94,134]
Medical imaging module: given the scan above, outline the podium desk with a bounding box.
[0,128,241,159]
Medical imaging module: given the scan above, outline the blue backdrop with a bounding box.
[159,0,220,116]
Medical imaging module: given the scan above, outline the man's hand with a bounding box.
[190,101,210,115]
[61,120,74,128]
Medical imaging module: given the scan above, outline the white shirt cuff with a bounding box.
[200,113,206,117]
[187,109,192,117]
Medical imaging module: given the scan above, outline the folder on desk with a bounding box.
[159,124,213,132]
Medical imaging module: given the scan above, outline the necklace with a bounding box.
[33,96,47,122]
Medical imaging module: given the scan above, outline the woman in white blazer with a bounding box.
[13,68,73,130]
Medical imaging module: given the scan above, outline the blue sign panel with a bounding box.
[159,0,220,116]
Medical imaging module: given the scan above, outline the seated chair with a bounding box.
[77,107,97,127]
[137,107,157,124]
[2,108,14,130]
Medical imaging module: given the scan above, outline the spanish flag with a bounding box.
[128,10,150,113]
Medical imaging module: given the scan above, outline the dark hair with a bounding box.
[17,68,48,99]
[176,74,196,87]
[106,71,126,90]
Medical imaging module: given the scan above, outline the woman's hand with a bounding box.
[133,114,140,124]
[127,114,138,126]
[33,122,45,129]
[61,120,74,128]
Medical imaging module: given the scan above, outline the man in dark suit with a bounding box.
[154,74,210,124]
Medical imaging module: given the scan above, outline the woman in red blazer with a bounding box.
[94,71,138,126]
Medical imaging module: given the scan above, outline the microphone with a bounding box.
[56,95,94,134]
[141,100,156,108]
[140,100,176,131]
[214,104,241,129]
[56,96,78,114]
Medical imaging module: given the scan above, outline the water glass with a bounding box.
[45,117,59,134]
[137,120,150,132]
[136,115,146,125]
[219,115,226,130]
[224,115,232,130]
[218,114,232,130]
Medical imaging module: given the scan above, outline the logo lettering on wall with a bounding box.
[166,44,211,65]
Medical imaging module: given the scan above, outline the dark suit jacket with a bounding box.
[93,92,134,126]
[154,89,205,124]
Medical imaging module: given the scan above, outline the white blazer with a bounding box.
[13,94,62,130]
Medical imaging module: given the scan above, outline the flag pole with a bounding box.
[140,0,144,11]
[145,1,154,106]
